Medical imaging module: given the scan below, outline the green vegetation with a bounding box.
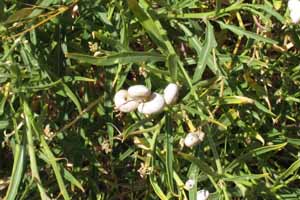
[1,0,300,199]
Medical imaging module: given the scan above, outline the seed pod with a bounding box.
[184,179,195,190]
[163,83,179,105]
[138,93,165,115]
[184,131,205,148]
[114,90,139,113]
[197,190,210,200]
[128,85,151,100]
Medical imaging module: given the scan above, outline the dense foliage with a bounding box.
[1,0,300,199]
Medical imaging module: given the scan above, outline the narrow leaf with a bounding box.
[5,139,26,200]
[226,143,287,172]
[193,21,217,82]
[217,21,278,44]
[66,51,165,66]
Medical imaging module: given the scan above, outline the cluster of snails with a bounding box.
[288,0,300,23]
[114,83,179,115]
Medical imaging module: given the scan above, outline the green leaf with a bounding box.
[0,93,7,116]
[177,22,221,78]
[23,100,49,200]
[254,101,276,117]
[29,0,56,18]
[187,164,199,200]
[219,96,255,105]
[277,159,300,181]
[63,168,85,192]
[61,83,82,112]
[40,137,71,200]
[177,152,217,177]
[149,176,169,200]
[287,138,300,146]
[5,8,33,24]
[0,120,9,129]
[165,113,174,193]
[217,21,278,44]
[223,173,268,182]
[225,143,287,172]
[192,21,217,82]
[245,4,284,23]
[66,51,165,66]
[167,54,178,82]
[5,139,26,200]
[128,0,175,54]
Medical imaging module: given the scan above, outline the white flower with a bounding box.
[163,83,179,105]
[197,190,210,200]
[184,179,196,190]
[138,93,165,115]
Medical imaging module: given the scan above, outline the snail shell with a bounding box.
[290,10,300,24]
[138,93,165,115]
[184,131,205,148]
[114,90,140,113]
[128,85,151,100]
[288,0,300,11]
[197,190,210,200]
[184,179,195,190]
[163,83,179,105]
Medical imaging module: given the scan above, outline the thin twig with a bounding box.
[59,96,102,132]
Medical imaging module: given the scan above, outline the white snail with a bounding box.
[288,0,300,23]
[128,85,151,100]
[197,190,210,200]
[290,11,300,24]
[184,179,196,190]
[163,83,179,105]
[114,90,140,113]
[288,0,300,10]
[184,131,205,148]
[138,93,165,115]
